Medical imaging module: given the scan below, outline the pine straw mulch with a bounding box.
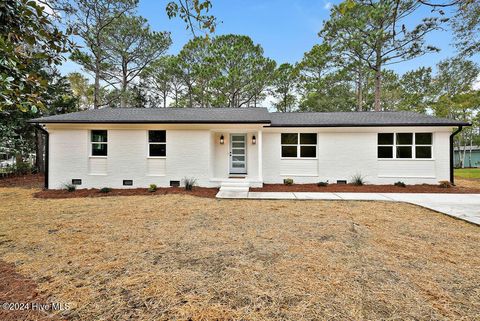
[0,187,479,320]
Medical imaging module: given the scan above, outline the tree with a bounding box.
[0,0,73,112]
[67,72,94,110]
[397,67,434,113]
[321,0,445,111]
[271,63,299,112]
[101,14,171,107]
[166,0,218,36]
[68,0,138,108]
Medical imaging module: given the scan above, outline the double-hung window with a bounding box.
[91,130,108,156]
[149,130,166,157]
[281,133,317,158]
[378,133,432,159]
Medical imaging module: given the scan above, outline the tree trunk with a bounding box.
[356,69,363,111]
[374,49,382,111]
[94,59,101,109]
[120,62,128,108]
[35,129,45,173]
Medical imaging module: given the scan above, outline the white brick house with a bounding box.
[30,108,469,189]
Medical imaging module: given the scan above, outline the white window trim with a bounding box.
[147,130,166,158]
[378,132,433,160]
[90,130,108,157]
[281,133,318,159]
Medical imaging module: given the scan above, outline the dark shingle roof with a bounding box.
[29,108,469,127]
[270,111,469,127]
[29,107,271,124]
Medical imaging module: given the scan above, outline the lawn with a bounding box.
[455,168,480,179]
[0,187,479,320]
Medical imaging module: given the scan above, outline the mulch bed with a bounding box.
[33,187,218,199]
[251,183,480,194]
[0,174,44,189]
[0,261,63,321]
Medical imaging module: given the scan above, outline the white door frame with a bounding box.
[229,133,247,174]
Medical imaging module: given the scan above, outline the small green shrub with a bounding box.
[12,162,33,175]
[438,180,452,188]
[394,181,406,188]
[148,184,157,192]
[283,178,294,185]
[99,187,111,193]
[317,181,329,187]
[183,177,197,191]
[63,183,76,192]
[351,174,365,186]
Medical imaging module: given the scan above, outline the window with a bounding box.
[281,133,317,158]
[377,133,432,159]
[149,130,166,157]
[91,130,107,156]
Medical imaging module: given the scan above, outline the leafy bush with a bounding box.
[394,181,406,188]
[99,187,111,193]
[63,183,76,192]
[148,184,157,192]
[317,181,329,187]
[183,177,197,191]
[12,162,33,175]
[283,178,294,185]
[351,174,365,186]
[438,180,452,188]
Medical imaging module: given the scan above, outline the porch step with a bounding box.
[219,181,250,193]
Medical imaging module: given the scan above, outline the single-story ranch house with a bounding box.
[30,107,469,190]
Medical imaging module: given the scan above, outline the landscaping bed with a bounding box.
[251,182,480,193]
[34,186,218,199]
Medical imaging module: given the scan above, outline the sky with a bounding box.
[59,0,479,79]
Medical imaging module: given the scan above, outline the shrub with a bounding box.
[438,180,452,188]
[183,177,197,191]
[351,173,365,186]
[317,181,329,187]
[12,162,33,175]
[283,178,294,185]
[99,187,111,193]
[394,181,406,188]
[148,184,157,192]
[63,183,76,192]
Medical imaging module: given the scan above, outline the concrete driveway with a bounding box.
[216,191,480,226]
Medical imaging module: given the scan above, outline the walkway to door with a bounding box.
[216,191,480,226]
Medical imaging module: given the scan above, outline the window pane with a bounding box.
[282,146,297,157]
[91,130,107,142]
[92,143,107,156]
[232,148,244,155]
[378,146,393,158]
[396,146,412,158]
[416,133,432,145]
[300,133,317,144]
[149,143,166,157]
[300,146,316,158]
[232,135,245,142]
[232,156,245,161]
[396,133,413,145]
[416,146,432,158]
[232,142,245,148]
[281,133,298,144]
[149,130,166,143]
[232,163,244,168]
[378,133,393,145]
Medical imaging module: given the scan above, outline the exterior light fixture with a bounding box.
[220,135,224,144]
[252,135,256,145]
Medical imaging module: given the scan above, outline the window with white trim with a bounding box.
[377,133,432,159]
[281,133,317,158]
[149,130,166,157]
[91,130,107,156]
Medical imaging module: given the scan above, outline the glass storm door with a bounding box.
[230,134,247,174]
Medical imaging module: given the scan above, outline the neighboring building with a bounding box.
[29,108,469,189]
[454,146,480,168]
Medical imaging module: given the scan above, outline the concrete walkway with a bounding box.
[216,191,480,226]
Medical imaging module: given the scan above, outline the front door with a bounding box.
[230,134,247,174]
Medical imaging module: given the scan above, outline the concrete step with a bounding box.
[220,182,250,188]
[219,180,250,192]
[219,186,250,192]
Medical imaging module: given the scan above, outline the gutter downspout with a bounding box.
[34,124,49,189]
[450,126,463,185]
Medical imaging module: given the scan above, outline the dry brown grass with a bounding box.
[0,187,479,320]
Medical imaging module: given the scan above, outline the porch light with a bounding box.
[220,135,224,144]
[252,135,256,145]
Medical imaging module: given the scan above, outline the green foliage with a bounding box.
[394,181,406,188]
[183,177,197,191]
[63,183,77,192]
[283,178,294,185]
[148,184,157,192]
[451,0,480,56]
[271,63,299,112]
[317,181,329,187]
[166,0,218,36]
[350,174,365,186]
[100,187,112,193]
[0,0,73,112]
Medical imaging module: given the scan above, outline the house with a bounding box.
[29,108,469,189]
[454,146,480,168]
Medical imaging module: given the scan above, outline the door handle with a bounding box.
[229,152,232,156]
